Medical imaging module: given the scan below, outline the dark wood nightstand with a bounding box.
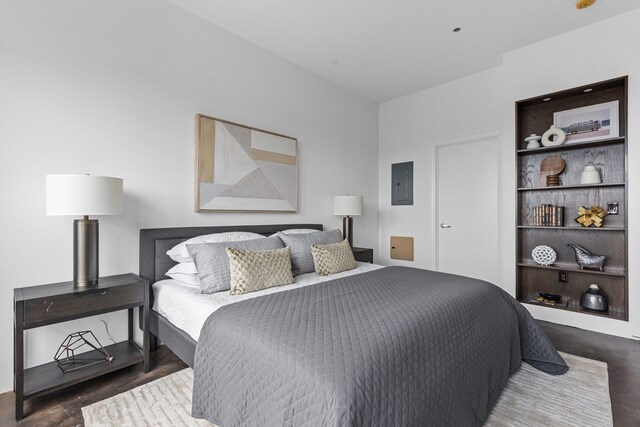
[13,273,149,420]
[352,247,374,263]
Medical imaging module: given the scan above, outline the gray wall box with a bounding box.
[391,161,413,205]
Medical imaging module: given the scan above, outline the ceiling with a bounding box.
[167,0,640,102]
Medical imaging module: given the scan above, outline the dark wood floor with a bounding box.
[540,321,640,427]
[1,321,638,426]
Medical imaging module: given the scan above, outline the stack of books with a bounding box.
[530,293,569,307]
[533,204,564,226]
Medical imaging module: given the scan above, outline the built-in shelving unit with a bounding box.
[515,76,628,321]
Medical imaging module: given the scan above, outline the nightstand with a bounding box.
[352,247,374,263]
[13,273,149,420]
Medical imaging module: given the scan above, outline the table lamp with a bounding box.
[46,175,123,287]
[333,195,363,247]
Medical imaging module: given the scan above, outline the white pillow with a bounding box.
[167,232,266,263]
[270,228,320,237]
[166,262,200,287]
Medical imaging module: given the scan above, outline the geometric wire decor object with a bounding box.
[531,245,557,266]
[195,114,298,212]
[54,331,113,373]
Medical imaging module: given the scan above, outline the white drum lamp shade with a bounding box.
[333,195,363,247]
[46,175,123,287]
[46,175,123,216]
[333,196,363,216]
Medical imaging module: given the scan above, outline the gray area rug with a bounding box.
[82,352,612,426]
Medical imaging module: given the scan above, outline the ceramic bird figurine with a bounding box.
[567,244,606,271]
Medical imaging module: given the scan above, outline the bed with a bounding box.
[139,224,568,426]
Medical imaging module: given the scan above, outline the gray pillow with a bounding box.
[277,229,343,275]
[187,236,284,294]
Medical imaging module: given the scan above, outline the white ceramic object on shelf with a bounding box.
[580,163,602,184]
[531,245,557,266]
[541,125,566,147]
[524,134,541,149]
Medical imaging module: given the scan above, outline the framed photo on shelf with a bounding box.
[553,100,619,144]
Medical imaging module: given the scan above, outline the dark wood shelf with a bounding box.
[517,136,625,155]
[517,262,626,277]
[517,226,625,231]
[521,298,626,321]
[522,297,569,309]
[23,341,143,399]
[517,182,625,191]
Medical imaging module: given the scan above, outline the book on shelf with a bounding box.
[544,204,550,226]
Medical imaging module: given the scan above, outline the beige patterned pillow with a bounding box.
[311,239,358,276]
[226,246,294,295]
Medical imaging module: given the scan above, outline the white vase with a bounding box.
[580,164,601,184]
[524,134,541,149]
[541,125,566,147]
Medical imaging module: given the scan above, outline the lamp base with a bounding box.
[342,216,354,247]
[74,218,98,287]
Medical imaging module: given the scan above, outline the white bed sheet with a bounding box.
[153,262,384,341]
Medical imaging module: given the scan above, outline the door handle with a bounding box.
[440,223,452,228]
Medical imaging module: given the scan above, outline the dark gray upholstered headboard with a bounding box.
[139,224,323,306]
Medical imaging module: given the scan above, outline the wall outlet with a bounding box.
[559,271,568,283]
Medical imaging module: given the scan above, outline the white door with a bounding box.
[436,135,499,284]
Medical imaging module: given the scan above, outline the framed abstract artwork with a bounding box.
[195,114,297,212]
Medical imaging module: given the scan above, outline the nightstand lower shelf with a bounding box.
[23,340,143,399]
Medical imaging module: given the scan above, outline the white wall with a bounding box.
[0,1,378,393]
[379,9,640,339]
[378,67,503,269]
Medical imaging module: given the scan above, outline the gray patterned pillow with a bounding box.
[187,236,284,294]
[311,239,358,276]
[277,229,343,275]
[227,246,294,295]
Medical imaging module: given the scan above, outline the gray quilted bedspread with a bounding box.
[192,266,568,427]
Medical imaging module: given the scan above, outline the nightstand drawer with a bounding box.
[22,284,143,328]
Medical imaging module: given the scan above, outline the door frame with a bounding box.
[433,131,502,276]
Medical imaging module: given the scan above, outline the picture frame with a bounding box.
[195,114,297,212]
[553,100,619,144]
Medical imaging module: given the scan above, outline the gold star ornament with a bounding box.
[575,205,608,228]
